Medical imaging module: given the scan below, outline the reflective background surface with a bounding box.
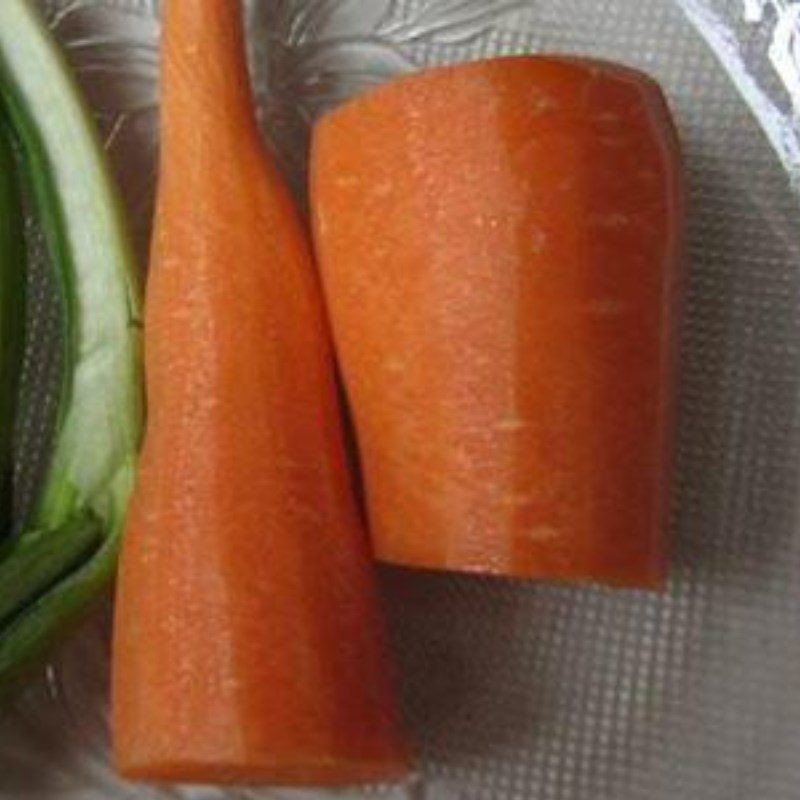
[3,2,800,798]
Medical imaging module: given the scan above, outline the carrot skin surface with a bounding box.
[311,56,684,588]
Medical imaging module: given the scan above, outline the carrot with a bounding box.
[311,56,684,588]
[112,0,407,785]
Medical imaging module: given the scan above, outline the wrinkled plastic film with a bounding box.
[1,1,799,799]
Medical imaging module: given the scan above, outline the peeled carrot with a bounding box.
[112,0,407,785]
[311,56,683,588]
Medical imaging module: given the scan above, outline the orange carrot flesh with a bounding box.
[311,56,683,588]
[111,0,408,785]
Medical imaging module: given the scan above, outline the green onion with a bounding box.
[0,117,24,538]
[0,0,143,683]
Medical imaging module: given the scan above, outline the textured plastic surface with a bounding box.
[2,1,800,798]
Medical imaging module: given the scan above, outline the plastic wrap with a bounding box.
[2,1,799,798]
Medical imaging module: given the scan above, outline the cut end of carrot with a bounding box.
[116,753,410,787]
[380,552,667,591]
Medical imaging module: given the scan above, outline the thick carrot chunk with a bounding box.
[311,57,684,588]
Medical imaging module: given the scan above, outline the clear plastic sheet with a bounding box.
[2,1,800,798]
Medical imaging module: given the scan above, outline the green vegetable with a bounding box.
[0,0,143,683]
[0,118,24,536]
[0,512,101,625]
